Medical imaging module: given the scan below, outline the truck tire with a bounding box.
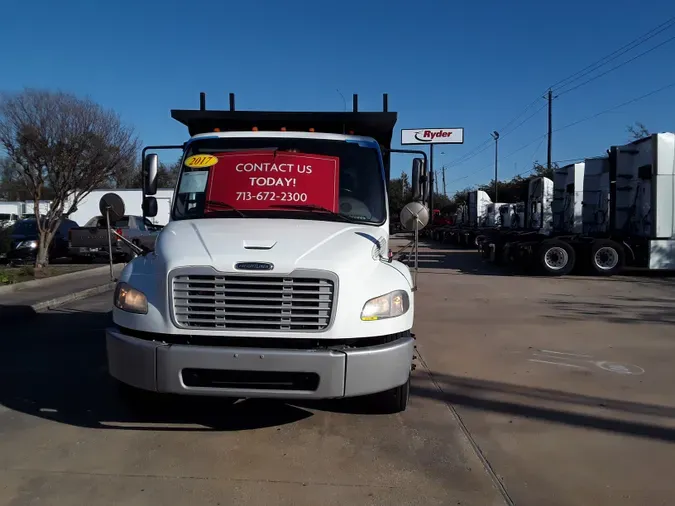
[371,374,410,414]
[537,239,576,276]
[492,241,505,265]
[589,239,624,276]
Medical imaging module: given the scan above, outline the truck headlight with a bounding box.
[360,290,410,321]
[114,282,148,314]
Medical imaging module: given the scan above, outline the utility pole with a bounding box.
[491,131,499,202]
[547,88,553,170]
[442,166,447,196]
[434,176,439,195]
[429,145,434,211]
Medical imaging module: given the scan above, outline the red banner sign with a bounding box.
[205,151,340,212]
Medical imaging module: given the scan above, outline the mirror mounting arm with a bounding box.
[383,148,428,168]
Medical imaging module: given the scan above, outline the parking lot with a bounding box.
[2,241,675,505]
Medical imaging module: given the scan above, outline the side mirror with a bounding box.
[143,196,158,218]
[144,154,159,196]
[411,158,426,202]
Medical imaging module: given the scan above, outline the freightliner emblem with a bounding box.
[235,262,274,271]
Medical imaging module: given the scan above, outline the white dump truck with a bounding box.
[106,93,428,413]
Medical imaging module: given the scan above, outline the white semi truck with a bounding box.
[479,132,675,276]
[106,93,426,413]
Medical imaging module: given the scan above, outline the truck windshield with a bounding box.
[172,137,387,226]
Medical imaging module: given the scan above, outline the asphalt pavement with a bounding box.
[0,293,508,506]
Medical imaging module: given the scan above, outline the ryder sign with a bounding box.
[401,128,464,145]
[205,151,340,212]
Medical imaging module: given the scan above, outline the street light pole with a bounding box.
[491,131,499,202]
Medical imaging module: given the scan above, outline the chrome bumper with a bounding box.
[106,328,414,399]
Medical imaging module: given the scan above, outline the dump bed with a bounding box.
[170,93,398,181]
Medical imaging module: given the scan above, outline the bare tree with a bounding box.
[0,89,140,269]
[113,158,181,189]
[627,122,649,141]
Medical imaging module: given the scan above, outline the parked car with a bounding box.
[4,218,79,264]
[68,215,163,262]
[0,213,19,230]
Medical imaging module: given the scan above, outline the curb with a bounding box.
[0,264,123,296]
[32,282,117,311]
[1,282,116,325]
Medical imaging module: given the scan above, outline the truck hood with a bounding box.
[154,218,388,275]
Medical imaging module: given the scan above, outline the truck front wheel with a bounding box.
[537,239,576,276]
[369,374,410,414]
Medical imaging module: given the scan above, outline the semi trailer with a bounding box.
[105,93,427,413]
[433,177,551,250]
[479,132,675,276]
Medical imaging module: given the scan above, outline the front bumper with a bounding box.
[106,327,414,399]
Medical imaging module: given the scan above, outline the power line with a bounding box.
[446,102,547,169]
[556,34,675,97]
[497,96,547,133]
[554,79,675,132]
[501,103,548,138]
[447,78,675,186]
[446,17,675,173]
[550,16,675,91]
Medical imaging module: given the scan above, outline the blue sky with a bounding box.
[2,0,674,196]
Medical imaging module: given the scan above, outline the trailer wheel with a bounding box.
[537,239,575,276]
[370,374,410,414]
[590,239,624,276]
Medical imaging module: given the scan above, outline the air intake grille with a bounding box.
[171,273,335,331]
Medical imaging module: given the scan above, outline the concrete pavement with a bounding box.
[3,241,675,505]
[411,243,675,506]
[0,293,509,506]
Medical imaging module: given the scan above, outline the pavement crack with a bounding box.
[414,349,516,506]
[1,467,401,490]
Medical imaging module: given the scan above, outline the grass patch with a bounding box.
[0,264,95,286]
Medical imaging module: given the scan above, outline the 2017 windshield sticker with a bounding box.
[184,155,218,168]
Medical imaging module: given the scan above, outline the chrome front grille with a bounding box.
[171,272,335,331]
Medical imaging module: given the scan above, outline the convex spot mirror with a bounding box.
[99,193,125,224]
[400,201,430,232]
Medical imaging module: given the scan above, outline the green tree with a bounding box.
[531,161,555,180]
[432,192,451,209]
[388,174,412,213]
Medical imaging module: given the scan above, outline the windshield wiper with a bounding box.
[269,204,360,223]
[205,200,247,218]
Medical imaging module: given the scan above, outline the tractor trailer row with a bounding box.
[431,131,675,276]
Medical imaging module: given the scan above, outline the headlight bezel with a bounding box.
[114,282,148,314]
[360,289,410,321]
